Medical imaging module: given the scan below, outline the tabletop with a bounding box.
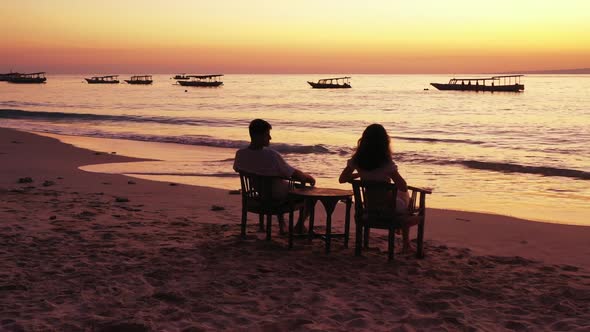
[289,186,353,199]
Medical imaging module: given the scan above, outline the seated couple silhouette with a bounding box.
[233,119,416,251]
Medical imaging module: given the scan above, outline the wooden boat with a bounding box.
[308,77,351,89]
[125,75,153,85]
[0,72,21,81]
[172,74,191,80]
[85,75,120,84]
[7,72,47,84]
[177,74,223,87]
[430,75,524,92]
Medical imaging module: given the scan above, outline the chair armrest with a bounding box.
[408,185,432,195]
[407,186,431,214]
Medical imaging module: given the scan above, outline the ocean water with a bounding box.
[1,74,589,225]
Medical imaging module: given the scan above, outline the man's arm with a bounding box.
[292,169,316,186]
[271,149,315,185]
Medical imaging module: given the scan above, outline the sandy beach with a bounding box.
[1,127,589,331]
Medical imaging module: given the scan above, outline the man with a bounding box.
[233,118,315,232]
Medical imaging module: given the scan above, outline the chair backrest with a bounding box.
[350,180,399,219]
[238,171,303,204]
[238,171,276,205]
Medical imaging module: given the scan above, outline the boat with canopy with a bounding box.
[307,77,351,89]
[7,72,47,84]
[124,75,153,85]
[430,75,524,92]
[177,74,224,87]
[85,75,120,84]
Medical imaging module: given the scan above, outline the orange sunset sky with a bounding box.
[2,0,589,74]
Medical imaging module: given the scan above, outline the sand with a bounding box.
[1,127,589,331]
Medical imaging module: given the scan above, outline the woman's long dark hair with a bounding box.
[352,124,393,171]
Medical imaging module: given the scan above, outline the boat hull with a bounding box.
[85,78,119,84]
[308,81,351,89]
[125,80,152,85]
[0,73,21,81]
[178,81,223,87]
[7,77,46,84]
[430,83,524,92]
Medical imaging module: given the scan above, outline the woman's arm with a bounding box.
[391,169,408,192]
[339,165,359,183]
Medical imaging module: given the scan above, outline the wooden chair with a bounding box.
[350,180,431,260]
[238,171,305,246]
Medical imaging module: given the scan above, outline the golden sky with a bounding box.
[2,0,589,73]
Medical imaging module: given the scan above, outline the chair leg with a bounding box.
[241,207,247,239]
[288,210,294,249]
[364,226,370,249]
[417,218,425,259]
[298,207,305,226]
[266,214,272,241]
[258,214,264,232]
[355,222,363,256]
[278,214,285,234]
[344,198,351,248]
[388,228,395,261]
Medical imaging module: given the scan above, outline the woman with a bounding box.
[339,124,415,252]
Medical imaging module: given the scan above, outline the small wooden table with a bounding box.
[289,187,353,253]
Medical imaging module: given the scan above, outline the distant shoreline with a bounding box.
[501,68,590,75]
[2,70,590,75]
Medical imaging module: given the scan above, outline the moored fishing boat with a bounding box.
[85,75,120,84]
[177,74,223,87]
[307,77,351,89]
[430,75,524,92]
[7,72,47,84]
[124,75,153,85]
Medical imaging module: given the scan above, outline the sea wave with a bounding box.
[458,160,590,180]
[2,109,587,181]
[392,135,485,145]
[101,133,338,155]
[0,109,503,148]
[0,101,93,110]
[394,156,589,181]
[132,156,589,181]
[0,108,238,127]
[392,152,589,180]
[7,124,342,156]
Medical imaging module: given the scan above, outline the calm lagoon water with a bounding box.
[1,74,589,225]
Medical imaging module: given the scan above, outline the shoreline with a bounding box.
[34,130,589,227]
[1,127,589,330]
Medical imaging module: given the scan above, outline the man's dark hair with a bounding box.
[249,119,272,138]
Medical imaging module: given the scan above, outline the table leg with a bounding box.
[344,197,351,248]
[321,199,338,254]
[288,210,294,249]
[325,210,332,254]
[307,199,316,243]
